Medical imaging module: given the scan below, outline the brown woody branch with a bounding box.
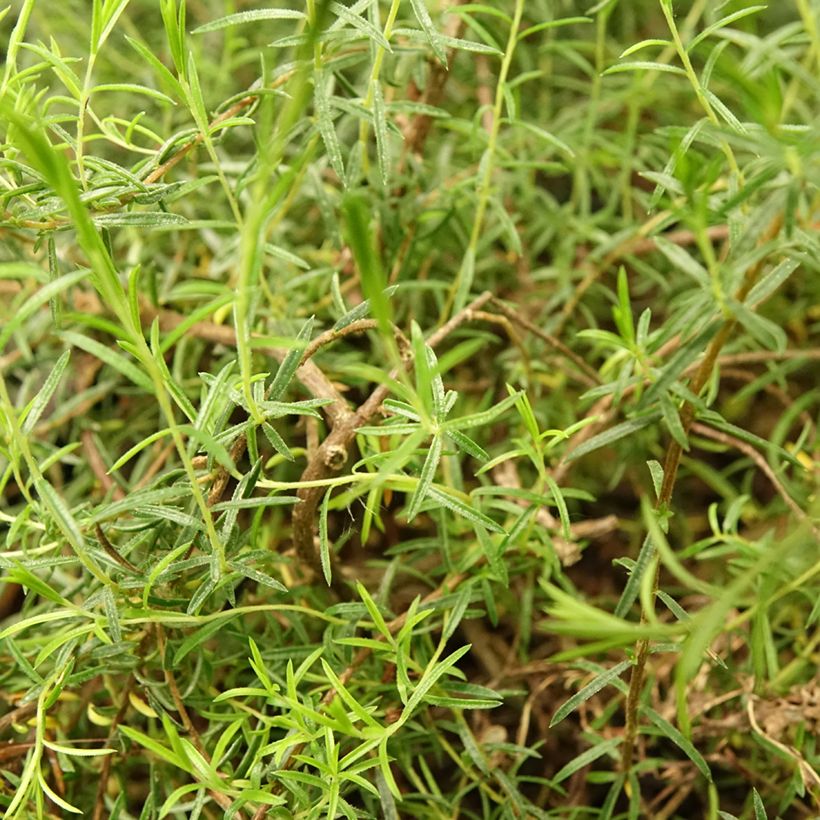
[290,290,495,580]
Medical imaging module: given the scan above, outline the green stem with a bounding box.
[446,0,525,317]
[359,0,402,175]
[659,0,742,184]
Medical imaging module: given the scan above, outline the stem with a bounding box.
[359,0,402,174]
[445,0,525,317]
[620,214,783,773]
[572,5,611,217]
[659,0,742,184]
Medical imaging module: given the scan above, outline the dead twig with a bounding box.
[0,701,38,736]
[92,676,136,820]
[94,524,141,574]
[557,220,731,335]
[490,296,601,388]
[399,0,468,161]
[690,421,812,530]
[82,431,125,501]
[300,319,411,366]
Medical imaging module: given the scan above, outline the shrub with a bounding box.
[1,1,818,817]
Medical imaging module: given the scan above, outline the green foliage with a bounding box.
[1,1,819,818]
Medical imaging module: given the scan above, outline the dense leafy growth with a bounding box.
[1,1,818,817]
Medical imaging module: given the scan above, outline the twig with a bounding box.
[291,291,495,578]
[300,319,378,364]
[92,676,136,820]
[428,290,494,347]
[0,701,38,735]
[82,430,125,501]
[300,319,410,366]
[489,296,600,387]
[690,422,811,528]
[557,220,731,335]
[0,742,35,764]
[711,349,820,367]
[399,0,468,161]
[94,524,140,574]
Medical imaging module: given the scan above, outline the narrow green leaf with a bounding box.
[553,737,622,783]
[745,258,799,307]
[2,564,70,607]
[427,486,505,534]
[544,474,571,540]
[372,81,390,187]
[342,192,394,341]
[517,16,590,40]
[356,582,393,642]
[619,38,671,57]
[660,393,689,450]
[642,321,720,408]
[61,331,153,392]
[647,460,664,500]
[120,725,187,769]
[261,422,294,461]
[315,71,345,184]
[406,435,442,521]
[0,269,87,352]
[21,350,70,434]
[603,61,687,76]
[192,8,305,33]
[321,659,382,728]
[378,737,400,798]
[403,644,472,717]
[125,34,185,100]
[447,429,488,461]
[228,562,288,594]
[751,788,768,820]
[511,119,574,157]
[441,585,473,643]
[550,661,632,727]
[444,390,522,431]
[425,32,502,56]
[331,284,399,331]
[565,412,661,463]
[654,237,710,288]
[91,82,175,104]
[330,2,392,50]
[687,6,767,52]
[92,212,188,228]
[642,706,712,782]
[319,488,333,586]
[35,479,108,585]
[268,317,313,400]
[409,0,448,64]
